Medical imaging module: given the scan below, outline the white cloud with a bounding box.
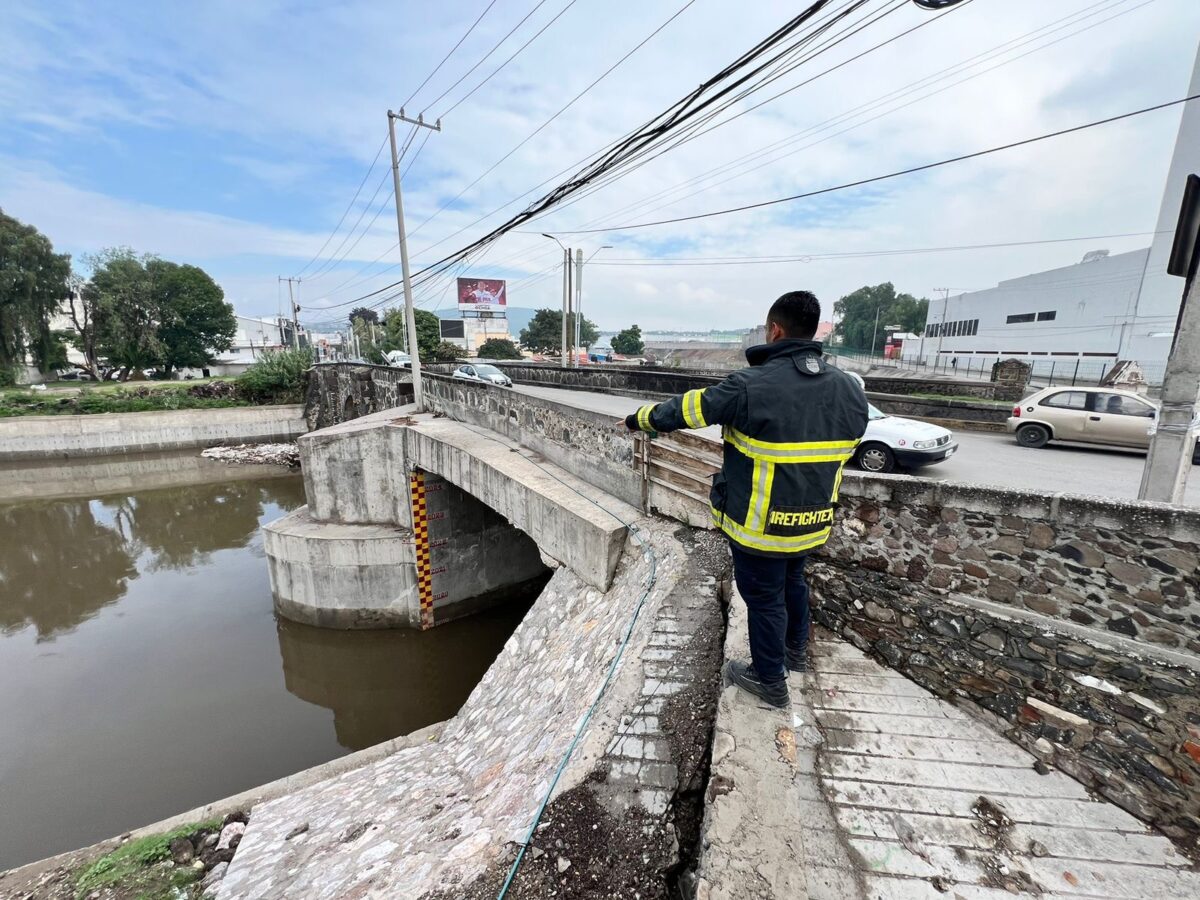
[2,0,1197,330]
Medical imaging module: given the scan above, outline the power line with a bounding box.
[402,0,502,110]
[557,93,1200,234]
[292,132,389,278]
[422,0,556,115]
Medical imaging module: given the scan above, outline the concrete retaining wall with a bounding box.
[811,474,1200,843]
[305,362,413,430]
[0,406,305,460]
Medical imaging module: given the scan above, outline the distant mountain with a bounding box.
[437,306,538,339]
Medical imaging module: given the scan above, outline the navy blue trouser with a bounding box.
[730,545,811,684]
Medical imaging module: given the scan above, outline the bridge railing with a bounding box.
[633,430,721,526]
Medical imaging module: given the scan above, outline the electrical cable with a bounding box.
[423,0,558,116]
[557,92,1200,234]
[401,0,502,110]
[292,132,390,278]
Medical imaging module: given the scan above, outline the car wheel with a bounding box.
[1016,424,1050,449]
[855,442,896,474]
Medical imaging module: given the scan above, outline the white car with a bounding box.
[385,351,411,368]
[451,363,513,387]
[854,403,958,473]
[842,371,957,473]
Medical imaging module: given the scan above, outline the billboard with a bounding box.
[457,278,506,313]
[440,319,465,339]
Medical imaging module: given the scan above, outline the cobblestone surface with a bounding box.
[216,519,689,900]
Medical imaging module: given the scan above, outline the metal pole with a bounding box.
[388,109,440,410]
[1072,359,1080,386]
[561,247,570,367]
[1139,267,1200,503]
[574,248,584,367]
[1049,361,1056,385]
[871,306,880,356]
[287,279,300,350]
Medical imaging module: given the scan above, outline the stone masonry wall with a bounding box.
[810,474,1200,847]
[305,362,413,430]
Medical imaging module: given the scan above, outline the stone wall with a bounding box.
[862,374,1023,402]
[0,405,306,460]
[304,362,413,430]
[422,372,644,510]
[810,474,1200,845]
[487,362,724,398]
[869,392,1009,427]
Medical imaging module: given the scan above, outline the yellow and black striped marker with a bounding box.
[409,471,435,630]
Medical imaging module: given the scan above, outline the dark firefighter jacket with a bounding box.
[625,339,868,557]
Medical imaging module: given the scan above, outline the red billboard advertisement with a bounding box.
[457,278,506,312]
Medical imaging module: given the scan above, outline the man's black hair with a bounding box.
[767,291,821,340]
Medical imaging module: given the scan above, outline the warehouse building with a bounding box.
[913,46,1200,385]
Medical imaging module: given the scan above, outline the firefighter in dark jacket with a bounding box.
[623,292,868,708]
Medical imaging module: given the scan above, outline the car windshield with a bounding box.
[868,404,887,420]
[475,365,502,377]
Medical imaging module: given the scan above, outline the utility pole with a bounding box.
[933,288,951,366]
[542,234,571,368]
[871,306,881,357]
[1139,173,1200,504]
[388,108,441,410]
[575,245,611,366]
[279,277,302,349]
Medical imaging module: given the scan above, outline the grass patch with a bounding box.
[73,820,220,900]
[0,385,251,417]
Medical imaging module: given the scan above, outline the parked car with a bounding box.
[386,351,411,369]
[853,403,958,473]
[1007,386,1200,461]
[451,363,512,387]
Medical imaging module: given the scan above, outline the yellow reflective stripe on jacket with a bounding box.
[746,459,771,532]
[636,404,655,432]
[710,508,833,553]
[724,427,858,463]
[682,389,708,429]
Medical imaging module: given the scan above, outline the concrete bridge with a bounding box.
[212,362,1200,899]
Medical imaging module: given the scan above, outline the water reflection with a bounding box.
[102,481,271,571]
[0,460,540,871]
[275,591,542,751]
[0,500,137,640]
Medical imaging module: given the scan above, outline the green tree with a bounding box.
[611,325,644,356]
[432,341,466,361]
[519,308,599,354]
[832,283,928,353]
[150,261,236,376]
[348,306,379,327]
[84,248,162,378]
[0,210,73,379]
[381,307,443,359]
[476,338,523,359]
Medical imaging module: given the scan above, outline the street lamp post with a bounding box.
[576,245,612,365]
[541,234,570,368]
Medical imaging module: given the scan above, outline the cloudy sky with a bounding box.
[2,0,1198,332]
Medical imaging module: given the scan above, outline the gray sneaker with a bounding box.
[723,659,790,708]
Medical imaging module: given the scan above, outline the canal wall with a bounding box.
[0,405,306,460]
[810,474,1200,844]
[0,449,297,503]
[217,518,709,899]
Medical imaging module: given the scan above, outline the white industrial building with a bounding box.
[912,46,1200,385]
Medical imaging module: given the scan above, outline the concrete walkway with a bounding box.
[699,600,1200,899]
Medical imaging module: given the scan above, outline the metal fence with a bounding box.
[829,348,1166,389]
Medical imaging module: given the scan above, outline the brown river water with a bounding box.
[0,454,532,871]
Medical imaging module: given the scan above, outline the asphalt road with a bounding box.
[511,383,1200,508]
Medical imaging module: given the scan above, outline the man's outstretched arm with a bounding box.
[622,373,745,434]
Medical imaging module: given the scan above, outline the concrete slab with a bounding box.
[697,596,1200,899]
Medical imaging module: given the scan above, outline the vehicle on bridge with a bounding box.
[854,404,958,474]
[452,363,513,387]
[1008,385,1200,462]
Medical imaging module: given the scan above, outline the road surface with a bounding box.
[511,383,1200,507]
